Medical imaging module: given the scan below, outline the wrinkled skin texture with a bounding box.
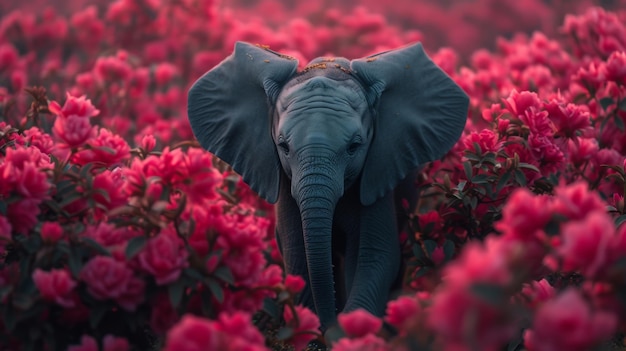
[187,42,469,338]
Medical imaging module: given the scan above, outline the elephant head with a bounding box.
[187,42,468,329]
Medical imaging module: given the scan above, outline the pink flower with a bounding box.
[93,53,132,82]
[430,245,445,266]
[567,138,598,166]
[67,335,98,351]
[32,268,77,308]
[544,98,591,139]
[524,289,617,351]
[215,312,266,348]
[332,334,389,351]
[520,279,555,308]
[103,335,129,351]
[150,293,178,334]
[7,199,42,234]
[181,147,223,204]
[140,134,156,153]
[338,309,382,338]
[283,305,321,351]
[552,182,606,222]
[154,62,178,86]
[573,62,606,95]
[22,127,55,154]
[84,222,136,248]
[385,295,421,330]
[136,230,188,285]
[429,285,516,351]
[70,6,104,51]
[445,236,518,288]
[0,146,51,200]
[496,188,551,243]
[605,51,626,85]
[50,93,98,148]
[462,129,501,154]
[41,221,63,242]
[417,210,443,239]
[557,211,614,278]
[284,274,306,294]
[80,256,133,300]
[115,275,145,312]
[164,313,269,351]
[527,132,564,174]
[0,43,18,71]
[503,90,542,118]
[72,128,130,166]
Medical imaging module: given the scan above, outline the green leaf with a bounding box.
[471,174,490,184]
[22,235,42,254]
[81,237,110,256]
[518,162,541,173]
[200,287,214,317]
[423,240,437,255]
[93,188,111,203]
[89,304,108,329]
[206,278,224,303]
[470,283,506,305]
[615,115,625,132]
[615,214,626,228]
[55,179,76,196]
[600,97,614,111]
[276,327,294,341]
[0,200,6,215]
[214,266,235,285]
[456,180,467,191]
[413,267,431,278]
[125,236,147,259]
[443,240,455,260]
[184,268,205,282]
[514,169,527,187]
[95,146,117,154]
[58,193,84,208]
[463,161,473,180]
[496,171,512,193]
[3,304,16,332]
[168,279,186,307]
[507,336,523,351]
[619,98,626,112]
[68,247,82,278]
[411,243,425,260]
[262,298,280,320]
[79,163,94,180]
[473,142,483,155]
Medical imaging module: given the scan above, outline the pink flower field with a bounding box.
[2,0,626,350]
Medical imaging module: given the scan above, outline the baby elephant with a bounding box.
[187,42,468,335]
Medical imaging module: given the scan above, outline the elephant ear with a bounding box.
[187,42,298,204]
[351,43,469,206]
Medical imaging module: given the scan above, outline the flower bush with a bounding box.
[2,0,626,350]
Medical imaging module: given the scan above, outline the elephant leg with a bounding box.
[343,191,401,317]
[275,179,314,311]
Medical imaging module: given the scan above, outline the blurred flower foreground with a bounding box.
[2,0,626,350]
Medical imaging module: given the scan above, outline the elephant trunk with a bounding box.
[292,154,342,330]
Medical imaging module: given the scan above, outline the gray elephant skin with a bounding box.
[187,42,469,335]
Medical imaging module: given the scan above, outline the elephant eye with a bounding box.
[347,142,361,155]
[278,141,290,155]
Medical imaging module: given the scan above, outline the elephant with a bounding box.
[187,41,469,339]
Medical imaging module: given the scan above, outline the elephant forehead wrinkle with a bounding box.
[278,78,368,112]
